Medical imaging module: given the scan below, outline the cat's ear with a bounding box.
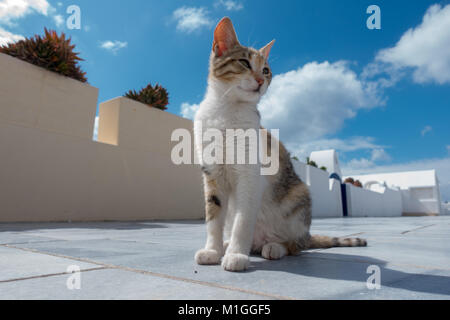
[213,17,240,57]
[260,40,275,59]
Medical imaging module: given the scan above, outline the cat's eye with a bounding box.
[239,59,251,69]
[263,67,270,75]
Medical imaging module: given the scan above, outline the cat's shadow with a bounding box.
[247,251,450,297]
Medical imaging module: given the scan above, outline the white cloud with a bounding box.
[53,14,64,27]
[345,148,391,170]
[173,7,213,33]
[0,27,24,45]
[215,0,244,11]
[287,136,385,161]
[259,61,382,153]
[447,145,450,155]
[421,125,433,137]
[0,0,61,44]
[373,4,450,85]
[100,41,128,54]
[346,157,376,170]
[343,157,450,202]
[0,0,49,25]
[371,148,391,162]
[180,102,200,120]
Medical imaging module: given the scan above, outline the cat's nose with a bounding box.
[255,77,264,86]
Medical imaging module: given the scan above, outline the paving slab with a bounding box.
[0,268,270,300]
[0,246,99,282]
[0,216,449,300]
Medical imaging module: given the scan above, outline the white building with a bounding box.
[309,149,443,217]
[310,150,342,177]
[346,170,442,216]
[442,202,450,215]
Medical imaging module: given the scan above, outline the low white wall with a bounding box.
[441,203,450,215]
[2,53,436,222]
[0,53,98,140]
[0,54,204,222]
[345,184,403,217]
[401,189,441,215]
[293,161,343,218]
[348,171,442,215]
[0,120,204,222]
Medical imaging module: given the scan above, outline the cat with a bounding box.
[194,17,367,272]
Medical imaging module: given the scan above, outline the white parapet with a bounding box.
[0,52,204,222]
[293,160,343,218]
[0,53,98,140]
[442,203,450,215]
[310,149,342,178]
[0,52,443,221]
[344,183,403,217]
[347,170,442,216]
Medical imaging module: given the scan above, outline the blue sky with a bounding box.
[1,0,449,200]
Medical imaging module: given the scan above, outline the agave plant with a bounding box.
[306,157,318,168]
[344,178,355,185]
[354,180,363,188]
[124,83,169,110]
[0,28,87,82]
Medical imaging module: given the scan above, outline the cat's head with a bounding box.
[209,17,275,104]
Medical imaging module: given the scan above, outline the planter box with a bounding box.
[98,97,194,153]
[0,53,98,140]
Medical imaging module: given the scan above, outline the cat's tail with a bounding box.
[308,235,367,249]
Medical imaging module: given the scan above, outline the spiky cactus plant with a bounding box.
[0,28,87,82]
[354,180,363,188]
[345,178,355,185]
[306,157,318,168]
[124,83,169,110]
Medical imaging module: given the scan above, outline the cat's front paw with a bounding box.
[222,253,249,272]
[195,249,222,265]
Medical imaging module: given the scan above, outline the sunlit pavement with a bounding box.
[0,216,449,300]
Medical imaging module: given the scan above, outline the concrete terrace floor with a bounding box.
[0,216,449,300]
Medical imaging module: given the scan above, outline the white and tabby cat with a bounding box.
[194,17,366,272]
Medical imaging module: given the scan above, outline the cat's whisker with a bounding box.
[221,85,236,99]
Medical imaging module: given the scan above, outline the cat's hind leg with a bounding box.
[261,242,288,260]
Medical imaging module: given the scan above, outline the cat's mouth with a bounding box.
[238,86,260,94]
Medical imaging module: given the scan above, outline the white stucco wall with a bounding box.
[345,184,403,217]
[0,53,204,222]
[0,52,442,221]
[347,170,441,215]
[0,53,98,140]
[293,160,343,218]
[0,120,204,222]
[441,203,450,215]
[310,150,342,178]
